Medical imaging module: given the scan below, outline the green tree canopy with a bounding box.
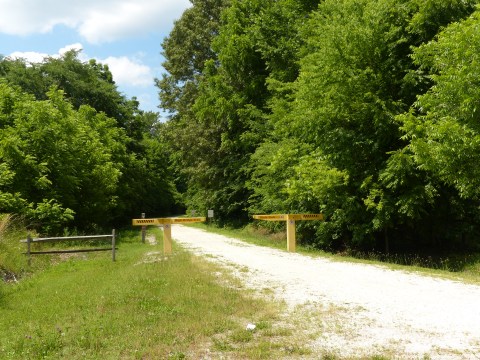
[400,8,480,199]
[1,53,179,233]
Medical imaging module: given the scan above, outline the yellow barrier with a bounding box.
[253,214,324,252]
[132,217,206,254]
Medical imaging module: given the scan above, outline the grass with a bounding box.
[187,222,480,284]
[0,226,309,360]
[0,214,44,283]
[3,217,479,359]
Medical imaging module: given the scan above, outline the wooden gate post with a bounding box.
[141,213,146,244]
[26,234,32,266]
[253,214,324,252]
[132,217,206,255]
[112,229,116,262]
[286,217,296,252]
[163,224,172,255]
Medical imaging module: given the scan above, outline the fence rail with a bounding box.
[22,230,116,264]
[22,234,114,243]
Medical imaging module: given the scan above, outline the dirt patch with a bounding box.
[0,268,18,283]
[146,234,157,245]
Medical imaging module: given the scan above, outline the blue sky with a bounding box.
[0,0,191,115]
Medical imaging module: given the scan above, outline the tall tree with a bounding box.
[395,9,480,247]
[250,0,479,250]
[0,82,123,233]
[160,0,320,223]
[1,53,179,231]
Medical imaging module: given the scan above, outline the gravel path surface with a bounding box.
[171,225,480,359]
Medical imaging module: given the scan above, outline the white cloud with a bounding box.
[8,45,153,89]
[58,43,83,55]
[0,0,191,44]
[8,43,85,63]
[101,56,153,87]
[8,51,49,63]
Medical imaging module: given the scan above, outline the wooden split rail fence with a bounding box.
[22,230,117,265]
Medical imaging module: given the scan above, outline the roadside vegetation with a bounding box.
[0,225,313,360]
[160,0,480,257]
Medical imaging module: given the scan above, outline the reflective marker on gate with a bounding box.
[171,217,206,224]
[132,218,160,225]
[288,214,324,221]
[252,214,324,221]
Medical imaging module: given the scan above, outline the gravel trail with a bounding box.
[172,225,480,359]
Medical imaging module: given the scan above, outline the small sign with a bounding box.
[207,209,214,218]
[253,214,286,221]
[171,217,206,224]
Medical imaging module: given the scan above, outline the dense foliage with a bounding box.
[0,52,177,234]
[159,0,480,252]
[2,0,480,252]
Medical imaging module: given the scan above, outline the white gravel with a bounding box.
[171,225,480,359]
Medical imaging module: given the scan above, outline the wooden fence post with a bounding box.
[141,213,146,244]
[112,229,116,262]
[26,234,32,266]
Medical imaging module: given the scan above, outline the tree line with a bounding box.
[2,0,480,254]
[159,0,480,253]
[0,51,178,234]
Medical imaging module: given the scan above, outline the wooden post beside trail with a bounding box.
[112,229,116,262]
[253,214,324,252]
[141,213,146,244]
[26,233,32,266]
[132,217,206,255]
[286,216,296,252]
[163,224,172,254]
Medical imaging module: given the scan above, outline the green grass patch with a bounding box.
[1,215,30,277]
[0,228,298,359]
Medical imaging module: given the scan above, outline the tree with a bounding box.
[0,82,123,233]
[392,9,480,248]
[1,53,179,229]
[251,0,480,250]
[400,9,480,199]
[2,51,144,136]
[160,0,320,223]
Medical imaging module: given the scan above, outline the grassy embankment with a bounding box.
[0,216,310,360]
[188,222,480,284]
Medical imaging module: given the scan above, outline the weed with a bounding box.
[230,329,254,343]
